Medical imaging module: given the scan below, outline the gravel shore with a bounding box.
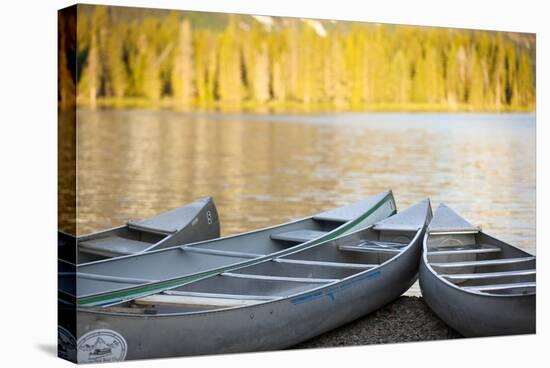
[293,296,462,349]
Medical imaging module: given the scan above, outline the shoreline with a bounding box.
[73,99,536,114]
[293,296,462,349]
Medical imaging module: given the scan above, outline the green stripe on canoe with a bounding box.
[78,193,396,307]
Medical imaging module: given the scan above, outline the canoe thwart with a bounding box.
[221,272,339,284]
[462,282,537,292]
[428,244,501,256]
[363,240,407,248]
[431,256,536,268]
[441,269,536,280]
[77,272,157,285]
[338,243,402,254]
[428,230,480,235]
[162,290,283,301]
[181,247,263,259]
[275,258,378,269]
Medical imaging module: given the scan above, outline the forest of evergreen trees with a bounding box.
[58,5,536,112]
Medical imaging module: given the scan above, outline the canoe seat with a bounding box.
[270,229,328,243]
[135,294,262,308]
[79,236,151,257]
[135,290,281,308]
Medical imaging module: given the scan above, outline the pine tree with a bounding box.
[171,19,194,108]
[74,6,535,112]
[216,16,243,105]
[105,22,127,99]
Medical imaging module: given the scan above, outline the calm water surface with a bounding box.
[70,110,536,294]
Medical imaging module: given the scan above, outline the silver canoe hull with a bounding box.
[419,258,535,337]
[419,204,535,337]
[76,228,422,360]
[69,199,431,362]
[69,192,396,307]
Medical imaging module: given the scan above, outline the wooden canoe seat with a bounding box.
[79,236,152,257]
[135,294,260,308]
[270,229,328,243]
[428,244,501,256]
[135,290,281,308]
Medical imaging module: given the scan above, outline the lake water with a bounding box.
[68,110,536,295]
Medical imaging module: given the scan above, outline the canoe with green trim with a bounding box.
[72,198,431,362]
[61,191,396,307]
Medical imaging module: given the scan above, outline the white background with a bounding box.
[0,0,546,366]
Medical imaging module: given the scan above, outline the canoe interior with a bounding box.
[74,197,220,264]
[197,218,342,254]
[426,231,536,296]
[76,217,347,294]
[73,192,398,304]
[77,226,167,263]
[97,226,417,315]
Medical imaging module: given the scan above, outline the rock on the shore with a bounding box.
[293,296,462,349]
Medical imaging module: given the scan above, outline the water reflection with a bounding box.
[58,110,76,234]
[70,110,535,261]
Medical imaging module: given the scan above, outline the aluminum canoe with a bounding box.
[58,197,220,265]
[419,204,536,337]
[61,191,396,307]
[70,199,431,362]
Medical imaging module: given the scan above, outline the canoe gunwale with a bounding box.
[80,224,423,318]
